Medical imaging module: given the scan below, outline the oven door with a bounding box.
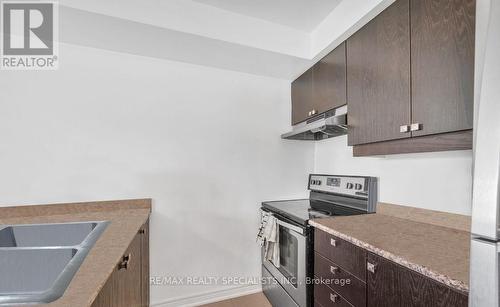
[262,217,307,307]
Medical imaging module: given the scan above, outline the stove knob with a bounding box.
[355,184,363,190]
[346,183,354,189]
[317,180,322,185]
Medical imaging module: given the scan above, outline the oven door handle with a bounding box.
[277,219,305,235]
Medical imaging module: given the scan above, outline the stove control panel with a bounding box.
[309,174,374,198]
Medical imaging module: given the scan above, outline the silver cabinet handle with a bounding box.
[330,238,337,247]
[308,110,317,117]
[330,293,339,303]
[400,125,410,133]
[367,261,376,273]
[330,265,339,274]
[410,123,422,131]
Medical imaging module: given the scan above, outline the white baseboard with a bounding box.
[151,284,263,307]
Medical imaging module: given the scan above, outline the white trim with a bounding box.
[151,284,262,307]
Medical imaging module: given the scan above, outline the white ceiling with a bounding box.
[58,0,394,79]
[59,0,310,58]
[192,0,343,32]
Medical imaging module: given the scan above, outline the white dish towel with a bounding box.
[256,209,280,267]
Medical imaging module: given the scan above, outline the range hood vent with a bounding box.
[281,106,347,141]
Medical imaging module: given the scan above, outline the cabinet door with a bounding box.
[115,231,143,307]
[367,253,468,307]
[410,0,475,137]
[91,266,118,307]
[91,231,144,307]
[291,68,313,125]
[347,0,411,146]
[312,42,347,114]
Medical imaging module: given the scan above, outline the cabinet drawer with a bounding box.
[314,253,366,307]
[314,281,353,307]
[314,229,367,281]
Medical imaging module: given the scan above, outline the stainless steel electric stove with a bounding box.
[261,174,378,307]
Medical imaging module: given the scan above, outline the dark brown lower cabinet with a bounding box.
[92,220,150,307]
[313,229,468,307]
[367,253,468,307]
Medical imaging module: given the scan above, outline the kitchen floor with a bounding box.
[200,292,271,307]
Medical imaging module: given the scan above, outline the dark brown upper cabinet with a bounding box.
[346,0,475,155]
[411,0,475,137]
[312,42,347,117]
[347,0,411,146]
[291,43,347,125]
[291,68,313,125]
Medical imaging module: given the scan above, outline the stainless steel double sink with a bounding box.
[0,221,109,305]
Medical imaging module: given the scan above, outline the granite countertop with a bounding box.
[309,203,470,293]
[0,199,151,307]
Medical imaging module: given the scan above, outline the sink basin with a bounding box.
[0,222,98,247]
[0,221,109,305]
[0,248,77,294]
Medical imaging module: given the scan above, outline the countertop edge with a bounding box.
[0,198,152,219]
[309,220,469,293]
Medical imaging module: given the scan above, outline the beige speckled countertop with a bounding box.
[0,199,151,307]
[309,203,470,293]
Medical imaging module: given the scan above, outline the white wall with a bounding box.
[314,136,473,215]
[0,44,314,306]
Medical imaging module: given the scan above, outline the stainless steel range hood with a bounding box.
[281,105,347,140]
